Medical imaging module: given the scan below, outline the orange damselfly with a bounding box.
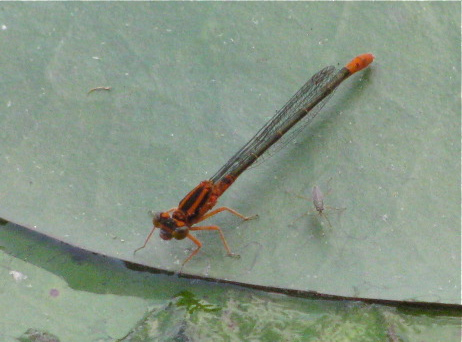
[135,53,374,268]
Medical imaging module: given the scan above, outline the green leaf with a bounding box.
[0,2,459,304]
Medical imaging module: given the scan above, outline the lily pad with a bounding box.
[0,2,459,304]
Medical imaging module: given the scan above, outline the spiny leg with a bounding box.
[289,208,317,226]
[196,206,258,223]
[179,208,256,270]
[325,205,347,212]
[189,224,240,258]
[319,211,333,228]
[284,191,316,226]
[179,226,239,273]
[179,233,203,272]
[324,205,347,227]
[288,192,311,202]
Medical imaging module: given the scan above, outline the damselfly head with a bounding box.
[159,224,188,241]
[172,226,189,240]
[154,211,179,228]
[159,229,173,240]
[154,211,189,240]
[152,212,166,227]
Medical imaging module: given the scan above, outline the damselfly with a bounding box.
[135,54,374,268]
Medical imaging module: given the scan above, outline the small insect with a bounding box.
[87,86,111,95]
[289,180,346,227]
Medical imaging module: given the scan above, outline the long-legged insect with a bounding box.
[290,180,346,227]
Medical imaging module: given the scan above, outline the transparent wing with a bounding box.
[211,65,337,183]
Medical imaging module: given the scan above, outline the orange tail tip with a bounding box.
[345,53,375,74]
